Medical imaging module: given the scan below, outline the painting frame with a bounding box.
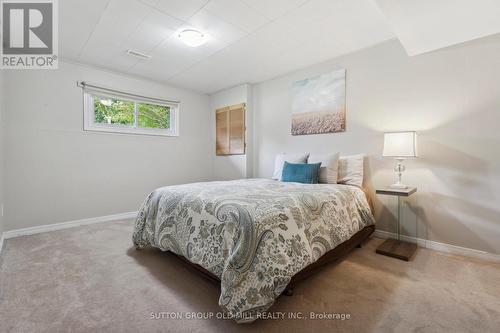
[291,69,346,136]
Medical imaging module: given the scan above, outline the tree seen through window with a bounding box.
[94,96,170,129]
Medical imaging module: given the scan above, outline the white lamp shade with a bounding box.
[383,132,417,158]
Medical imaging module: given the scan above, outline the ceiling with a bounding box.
[60,0,500,94]
[60,0,394,94]
[374,0,500,56]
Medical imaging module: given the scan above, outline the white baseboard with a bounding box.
[373,229,500,263]
[3,211,138,240]
[3,215,499,264]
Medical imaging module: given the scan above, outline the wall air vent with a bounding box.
[126,50,152,60]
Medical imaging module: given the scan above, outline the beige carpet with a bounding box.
[1,220,499,333]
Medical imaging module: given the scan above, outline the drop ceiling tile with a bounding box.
[152,33,227,62]
[60,0,398,94]
[127,56,197,82]
[122,9,182,53]
[169,0,394,94]
[165,0,395,93]
[281,0,393,49]
[126,30,227,81]
[188,8,247,45]
[147,0,208,21]
[211,29,297,72]
[104,55,142,72]
[170,60,241,93]
[239,0,349,48]
[241,0,308,20]
[137,0,159,7]
[169,41,280,92]
[204,0,270,33]
[375,0,500,56]
[79,46,140,73]
[59,0,111,59]
[81,0,151,52]
[282,0,339,27]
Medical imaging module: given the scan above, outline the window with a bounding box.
[83,86,179,136]
[216,103,245,155]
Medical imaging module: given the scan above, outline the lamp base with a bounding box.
[389,182,408,189]
[391,159,407,189]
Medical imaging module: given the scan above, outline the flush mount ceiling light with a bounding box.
[178,29,207,47]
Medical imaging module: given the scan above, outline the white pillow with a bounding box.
[337,154,365,187]
[272,153,310,180]
[308,153,340,184]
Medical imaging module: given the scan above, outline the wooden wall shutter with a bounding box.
[216,103,245,155]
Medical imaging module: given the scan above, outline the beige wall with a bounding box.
[210,84,254,180]
[0,69,5,236]
[3,35,500,256]
[3,61,213,230]
[253,35,500,254]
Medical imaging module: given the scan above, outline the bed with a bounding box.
[132,178,375,323]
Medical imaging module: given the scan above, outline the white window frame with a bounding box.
[83,89,179,137]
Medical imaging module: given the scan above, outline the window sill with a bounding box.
[83,125,179,137]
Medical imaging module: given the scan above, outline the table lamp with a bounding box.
[383,131,417,189]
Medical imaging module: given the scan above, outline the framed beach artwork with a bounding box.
[291,69,346,135]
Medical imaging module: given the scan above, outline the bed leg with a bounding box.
[283,287,294,296]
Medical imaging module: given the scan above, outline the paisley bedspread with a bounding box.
[132,178,374,322]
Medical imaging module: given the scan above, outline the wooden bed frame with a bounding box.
[168,224,375,296]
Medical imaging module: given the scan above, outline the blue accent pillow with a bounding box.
[281,162,322,184]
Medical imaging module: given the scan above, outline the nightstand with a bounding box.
[375,187,417,261]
